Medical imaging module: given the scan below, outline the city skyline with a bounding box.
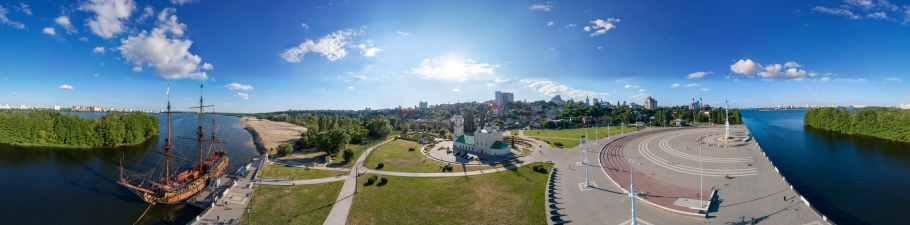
[1,0,909,112]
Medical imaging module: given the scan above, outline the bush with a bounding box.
[536,166,547,173]
[532,165,541,171]
[408,147,415,151]
[342,148,355,162]
[443,164,454,172]
[367,175,378,184]
[554,142,563,148]
[376,163,385,169]
[277,143,293,157]
[380,177,388,183]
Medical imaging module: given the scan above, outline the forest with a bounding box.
[804,107,910,142]
[0,110,159,148]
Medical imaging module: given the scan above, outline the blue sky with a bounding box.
[1,0,908,112]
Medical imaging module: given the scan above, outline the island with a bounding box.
[0,110,159,148]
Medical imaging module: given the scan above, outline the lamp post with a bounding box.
[700,145,703,208]
[622,159,643,225]
[584,129,590,187]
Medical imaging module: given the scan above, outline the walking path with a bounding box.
[322,138,394,225]
[190,156,264,225]
[257,176,347,186]
[269,160,353,172]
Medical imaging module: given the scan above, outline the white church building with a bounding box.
[452,114,511,156]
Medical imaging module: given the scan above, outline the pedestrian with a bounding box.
[751,216,755,224]
[783,196,786,201]
[217,216,220,222]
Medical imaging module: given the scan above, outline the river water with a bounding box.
[742,110,910,225]
[0,113,258,225]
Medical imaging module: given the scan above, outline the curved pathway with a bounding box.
[636,131,759,177]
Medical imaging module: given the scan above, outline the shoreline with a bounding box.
[0,135,158,149]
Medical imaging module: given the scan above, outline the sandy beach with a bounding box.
[239,117,307,155]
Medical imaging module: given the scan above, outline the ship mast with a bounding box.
[164,85,174,185]
[195,84,207,171]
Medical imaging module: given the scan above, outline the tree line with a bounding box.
[0,110,159,148]
[804,107,910,142]
[294,115,393,156]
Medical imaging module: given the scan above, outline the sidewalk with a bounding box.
[190,157,264,225]
[322,138,394,225]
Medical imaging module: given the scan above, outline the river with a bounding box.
[0,112,258,225]
[742,110,910,225]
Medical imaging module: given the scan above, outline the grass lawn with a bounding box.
[363,140,502,173]
[327,132,399,168]
[526,126,642,148]
[245,181,344,225]
[259,164,348,180]
[510,130,519,136]
[347,162,553,225]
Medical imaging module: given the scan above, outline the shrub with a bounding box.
[536,166,547,173]
[342,148,355,162]
[532,165,541,171]
[376,163,385,169]
[367,175,378,183]
[277,143,293,157]
[408,147,415,151]
[380,177,388,183]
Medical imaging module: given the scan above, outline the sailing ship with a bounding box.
[118,85,229,204]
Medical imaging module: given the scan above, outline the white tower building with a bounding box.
[453,114,464,138]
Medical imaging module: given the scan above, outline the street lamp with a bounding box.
[584,130,590,187]
[621,159,643,225]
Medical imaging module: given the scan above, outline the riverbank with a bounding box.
[239,117,307,155]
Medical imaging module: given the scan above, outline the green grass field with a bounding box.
[525,126,641,148]
[258,164,348,180]
[327,131,401,168]
[245,181,344,225]
[347,162,553,225]
[363,140,502,173]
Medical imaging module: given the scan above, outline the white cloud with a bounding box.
[396,31,410,36]
[586,18,620,37]
[453,88,461,92]
[530,3,552,11]
[686,71,712,79]
[836,78,866,82]
[59,85,74,90]
[547,21,554,26]
[94,73,99,78]
[638,89,646,93]
[43,27,56,35]
[409,55,500,80]
[281,27,366,62]
[170,0,200,5]
[234,92,249,100]
[884,77,902,82]
[80,0,137,39]
[301,23,309,30]
[597,46,603,50]
[486,83,495,87]
[55,16,78,34]
[565,23,576,28]
[615,77,635,82]
[93,46,106,54]
[583,26,591,32]
[520,78,609,100]
[225,83,253,91]
[202,63,213,70]
[356,39,382,57]
[118,8,209,80]
[0,6,26,29]
[867,12,889,19]
[353,75,366,81]
[820,77,831,82]
[903,6,910,25]
[671,83,680,88]
[814,93,819,96]
[812,6,861,19]
[700,88,710,92]
[784,61,802,68]
[137,5,154,22]
[19,3,32,15]
[494,77,511,83]
[624,84,639,89]
[79,37,89,41]
[730,59,815,79]
[132,66,142,72]
[685,83,700,87]
[347,86,354,90]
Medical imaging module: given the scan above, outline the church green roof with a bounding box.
[490,141,509,149]
[455,135,474,145]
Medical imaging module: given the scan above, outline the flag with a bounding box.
[166,85,169,95]
[201,83,204,88]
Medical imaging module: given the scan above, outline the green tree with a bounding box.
[342,148,355,162]
[277,143,293,157]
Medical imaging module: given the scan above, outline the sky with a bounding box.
[1,0,909,112]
